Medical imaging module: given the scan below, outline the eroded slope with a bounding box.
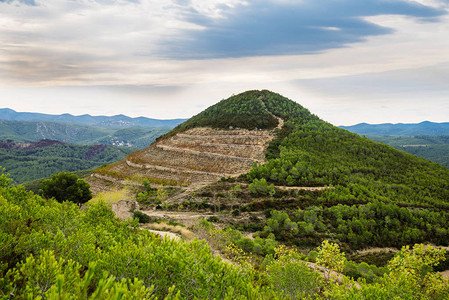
[89,126,277,193]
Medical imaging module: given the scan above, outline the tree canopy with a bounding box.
[40,171,92,205]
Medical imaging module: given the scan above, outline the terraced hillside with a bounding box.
[89,127,275,191]
[88,91,292,193]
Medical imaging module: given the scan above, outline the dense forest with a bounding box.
[240,90,449,250]
[368,135,449,168]
[1,170,448,299]
[0,120,171,149]
[164,91,280,137]
[0,141,133,183]
[340,121,449,136]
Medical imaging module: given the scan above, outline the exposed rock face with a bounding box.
[111,200,140,213]
[88,126,277,193]
[0,139,64,150]
[110,200,139,220]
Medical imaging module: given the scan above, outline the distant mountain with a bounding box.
[0,139,133,183]
[340,122,449,168]
[368,135,449,169]
[0,120,172,149]
[340,121,449,136]
[0,108,186,128]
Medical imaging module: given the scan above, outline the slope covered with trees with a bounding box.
[165,90,280,136]
[248,91,449,208]
[1,169,448,299]
[2,90,449,298]
[0,120,171,148]
[0,141,133,183]
[232,90,449,251]
[368,135,449,169]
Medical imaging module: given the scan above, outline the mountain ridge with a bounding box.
[0,119,173,149]
[340,121,449,136]
[0,108,187,128]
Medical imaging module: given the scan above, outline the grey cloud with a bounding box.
[293,63,449,98]
[165,0,446,59]
[0,0,36,5]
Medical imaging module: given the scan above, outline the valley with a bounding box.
[0,111,185,184]
[0,139,134,183]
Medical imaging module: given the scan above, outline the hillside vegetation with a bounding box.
[340,121,449,136]
[6,90,448,298]
[368,135,449,169]
[0,172,277,299]
[232,90,449,251]
[0,140,133,183]
[165,90,280,136]
[0,120,171,148]
[1,169,448,299]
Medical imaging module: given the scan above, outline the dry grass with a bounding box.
[89,188,133,206]
[143,222,195,240]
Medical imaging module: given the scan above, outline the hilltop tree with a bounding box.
[40,172,92,205]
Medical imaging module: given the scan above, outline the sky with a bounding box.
[0,0,448,126]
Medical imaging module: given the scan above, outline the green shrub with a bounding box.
[248,178,275,196]
[131,210,151,223]
[232,209,241,216]
[207,216,220,223]
[40,172,92,205]
[266,249,323,299]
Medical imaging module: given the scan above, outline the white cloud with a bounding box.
[0,0,448,125]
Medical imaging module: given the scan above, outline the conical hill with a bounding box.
[90,90,298,191]
[89,90,449,211]
[164,90,319,136]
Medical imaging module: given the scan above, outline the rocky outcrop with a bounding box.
[111,200,139,213]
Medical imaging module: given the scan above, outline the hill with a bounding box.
[89,90,318,191]
[0,108,186,128]
[0,139,133,183]
[0,120,172,148]
[341,122,449,169]
[368,135,449,169]
[340,121,449,136]
[90,90,449,253]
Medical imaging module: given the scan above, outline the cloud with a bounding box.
[290,63,449,125]
[0,0,36,5]
[167,0,446,58]
[0,0,448,125]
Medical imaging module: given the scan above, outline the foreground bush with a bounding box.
[0,170,274,299]
[1,168,448,299]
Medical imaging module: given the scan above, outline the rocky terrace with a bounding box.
[89,126,276,193]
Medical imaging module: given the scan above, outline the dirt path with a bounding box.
[141,210,215,227]
[356,245,449,255]
[258,96,284,130]
[276,185,332,191]
[355,247,399,255]
[145,229,180,240]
